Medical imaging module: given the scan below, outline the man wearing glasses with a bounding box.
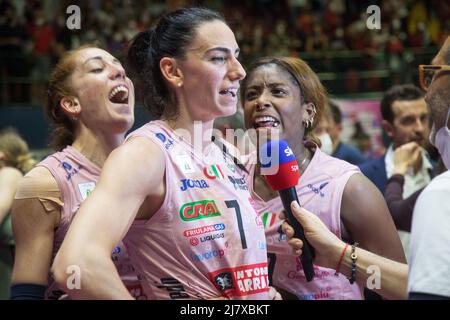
[408,36,450,299]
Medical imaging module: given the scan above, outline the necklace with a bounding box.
[298,148,311,173]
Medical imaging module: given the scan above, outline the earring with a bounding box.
[72,107,80,121]
[307,105,316,128]
[177,82,182,87]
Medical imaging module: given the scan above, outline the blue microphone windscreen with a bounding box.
[260,139,295,169]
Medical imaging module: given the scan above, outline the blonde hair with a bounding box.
[241,56,327,146]
[0,128,37,174]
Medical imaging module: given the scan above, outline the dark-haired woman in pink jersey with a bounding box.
[52,8,275,300]
[240,56,406,299]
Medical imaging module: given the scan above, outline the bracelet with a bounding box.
[334,242,349,276]
[348,242,359,284]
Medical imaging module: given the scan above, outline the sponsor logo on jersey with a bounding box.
[261,211,278,229]
[307,181,329,197]
[289,261,332,281]
[156,277,189,299]
[183,223,225,237]
[208,262,269,297]
[155,132,174,150]
[179,200,221,221]
[62,161,82,180]
[227,175,248,191]
[203,164,225,180]
[127,282,147,300]
[188,232,225,246]
[190,247,227,262]
[298,288,332,300]
[201,232,224,243]
[77,181,96,200]
[176,154,195,174]
[180,179,209,191]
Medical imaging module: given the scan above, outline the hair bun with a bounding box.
[127,28,156,79]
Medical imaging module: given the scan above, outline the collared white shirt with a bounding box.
[384,144,433,261]
[409,170,450,297]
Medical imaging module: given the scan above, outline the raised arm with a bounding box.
[384,174,422,231]
[341,173,406,263]
[51,138,165,299]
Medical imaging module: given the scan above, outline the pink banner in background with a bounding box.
[333,99,385,159]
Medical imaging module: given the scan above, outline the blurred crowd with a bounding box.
[0,0,449,104]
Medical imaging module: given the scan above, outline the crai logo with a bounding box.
[180,200,221,221]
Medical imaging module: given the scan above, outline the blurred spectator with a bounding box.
[359,84,434,261]
[28,8,55,105]
[0,2,31,103]
[0,0,448,105]
[313,101,367,164]
[305,23,329,52]
[328,102,367,164]
[352,120,372,157]
[0,127,36,299]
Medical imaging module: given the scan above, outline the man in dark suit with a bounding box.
[359,84,433,195]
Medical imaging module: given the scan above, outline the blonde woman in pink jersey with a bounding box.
[10,46,143,299]
[240,57,406,300]
[52,8,276,300]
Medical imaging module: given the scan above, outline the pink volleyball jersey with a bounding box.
[37,146,144,299]
[122,120,269,300]
[244,142,363,300]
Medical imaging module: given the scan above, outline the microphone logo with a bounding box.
[284,146,294,157]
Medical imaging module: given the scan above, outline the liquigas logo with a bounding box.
[180,200,221,221]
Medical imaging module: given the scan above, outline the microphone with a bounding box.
[260,139,315,282]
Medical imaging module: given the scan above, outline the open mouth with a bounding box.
[108,84,129,104]
[253,116,281,129]
[219,88,237,97]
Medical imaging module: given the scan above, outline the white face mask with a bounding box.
[432,107,450,170]
[319,133,333,155]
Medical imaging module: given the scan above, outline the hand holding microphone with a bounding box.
[260,140,315,281]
